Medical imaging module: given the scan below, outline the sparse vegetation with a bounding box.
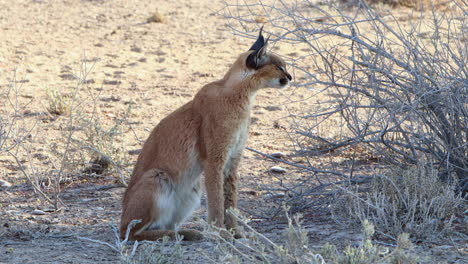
[0,72,37,154]
[113,211,419,264]
[334,164,465,241]
[2,61,131,211]
[201,209,325,264]
[120,236,185,264]
[319,221,418,264]
[76,106,131,185]
[222,0,466,260]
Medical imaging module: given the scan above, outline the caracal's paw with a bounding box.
[178,229,204,241]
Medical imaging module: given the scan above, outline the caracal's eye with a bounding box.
[277,65,287,72]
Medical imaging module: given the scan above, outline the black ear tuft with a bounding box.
[247,27,270,69]
[249,26,265,51]
[246,51,259,69]
[256,38,268,58]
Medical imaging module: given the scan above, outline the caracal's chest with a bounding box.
[222,111,251,177]
[226,94,256,162]
[228,117,250,156]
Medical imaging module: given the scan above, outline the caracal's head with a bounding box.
[225,27,292,89]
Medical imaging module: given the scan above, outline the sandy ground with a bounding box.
[0,0,466,263]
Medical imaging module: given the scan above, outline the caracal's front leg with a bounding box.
[224,154,241,234]
[204,159,225,227]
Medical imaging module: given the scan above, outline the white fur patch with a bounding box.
[148,152,203,231]
[154,189,176,229]
[223,104,256,177]
[150,180,201,231]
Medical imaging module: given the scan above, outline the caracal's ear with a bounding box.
[249,26,265,51]
[246,27,270,70]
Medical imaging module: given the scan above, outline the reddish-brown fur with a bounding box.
[121,33,291,241]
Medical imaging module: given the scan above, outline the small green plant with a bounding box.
[318,221,418,264]
[44,87,71,115]
[285,213,311,260]
[340,220,381,264]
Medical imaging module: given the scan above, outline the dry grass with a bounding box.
[334,164,465,241]
[120,236,185,264]
[320,221,418,264]
[3,62,131,210]
[196,210,419,264]
[79,109,131,177]
[202,209,325,264]
[103,216,420,264]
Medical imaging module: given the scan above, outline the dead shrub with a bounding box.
[341,0,457,9]
[221,0,467,216]
[79,110,130,176]
[3,61,130,209]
